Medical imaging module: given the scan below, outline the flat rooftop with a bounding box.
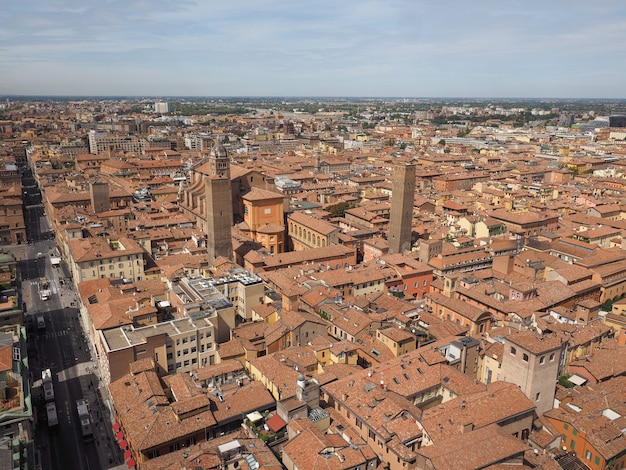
[103,316,214,351]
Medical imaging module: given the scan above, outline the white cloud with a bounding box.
[1,0,625,96]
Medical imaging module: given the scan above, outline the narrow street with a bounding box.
[14,166,126,470]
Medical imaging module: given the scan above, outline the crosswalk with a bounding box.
[28,279,58,293]
[42,329,70,339]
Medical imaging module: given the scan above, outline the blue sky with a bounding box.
[1,1,625,98]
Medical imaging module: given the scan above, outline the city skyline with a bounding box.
[2,1,626,98]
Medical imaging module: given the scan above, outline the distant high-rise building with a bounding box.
[206,142,233,263]
[609,115,626,128]
[88,130,107,154]
[154,102,170,114]
[388,163,416,254]
[88,130,144,155]
[557,113,574,127]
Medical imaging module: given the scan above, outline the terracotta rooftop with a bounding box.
[421,381,535,443]
[242,187,284,201]
[68,236,143,263]
[417,423,528,469]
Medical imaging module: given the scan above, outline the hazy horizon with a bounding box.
[2,95,626,102]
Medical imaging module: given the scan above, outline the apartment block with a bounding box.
[322,373,425,470]
[545,377,626,470]
[0,193,26,245]
[287,211,339,251]
[432,171,489,192]
[140,433,282,470]
[426,288,494,336]
[282,415,378,470]
[171,277,237,345]
[109,365,275,464]
[490,209,559,240]
[100,316,216,385]
[88,130,146,155]
[375,326,417,356]
[382,253,433,300]
[322,304,383,343]
[67,236,145,283]
[0,327,34,468]
[312,264,387,298]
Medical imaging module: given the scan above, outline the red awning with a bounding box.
[115,431,124,441]
[126,457,136,468]
[124,449,132,460]
[119,439,128,449]
[112,422,121,432]
[265,414,287,433]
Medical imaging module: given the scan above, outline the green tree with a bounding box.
[327,201,351,218]
[600,298,614,312]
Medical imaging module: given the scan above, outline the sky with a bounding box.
[1,1,625,98]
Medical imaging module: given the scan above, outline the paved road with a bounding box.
[14,166,126,470]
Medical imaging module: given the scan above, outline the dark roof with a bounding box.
[555,451,590,470]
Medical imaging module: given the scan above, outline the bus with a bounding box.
[76,399,94,442]
[46,402,58,428]
[42,369,54,403]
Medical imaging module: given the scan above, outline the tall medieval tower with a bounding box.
[205,141,233,263]
[90,179,111,214]
[388,163,416,254]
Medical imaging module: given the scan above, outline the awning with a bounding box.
[119,439,128,449]
[112,423,121,432]
[124,450,132,460]
[246,411,263,423]
[126,457,136,468]
[115,431,124,441]
[217,440,241,454]
[568,374,588,386]
[266,414,287,433]
[158,300,171,308]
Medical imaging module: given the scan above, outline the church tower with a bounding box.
[205,141,233,263]
[388,163,416,254]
